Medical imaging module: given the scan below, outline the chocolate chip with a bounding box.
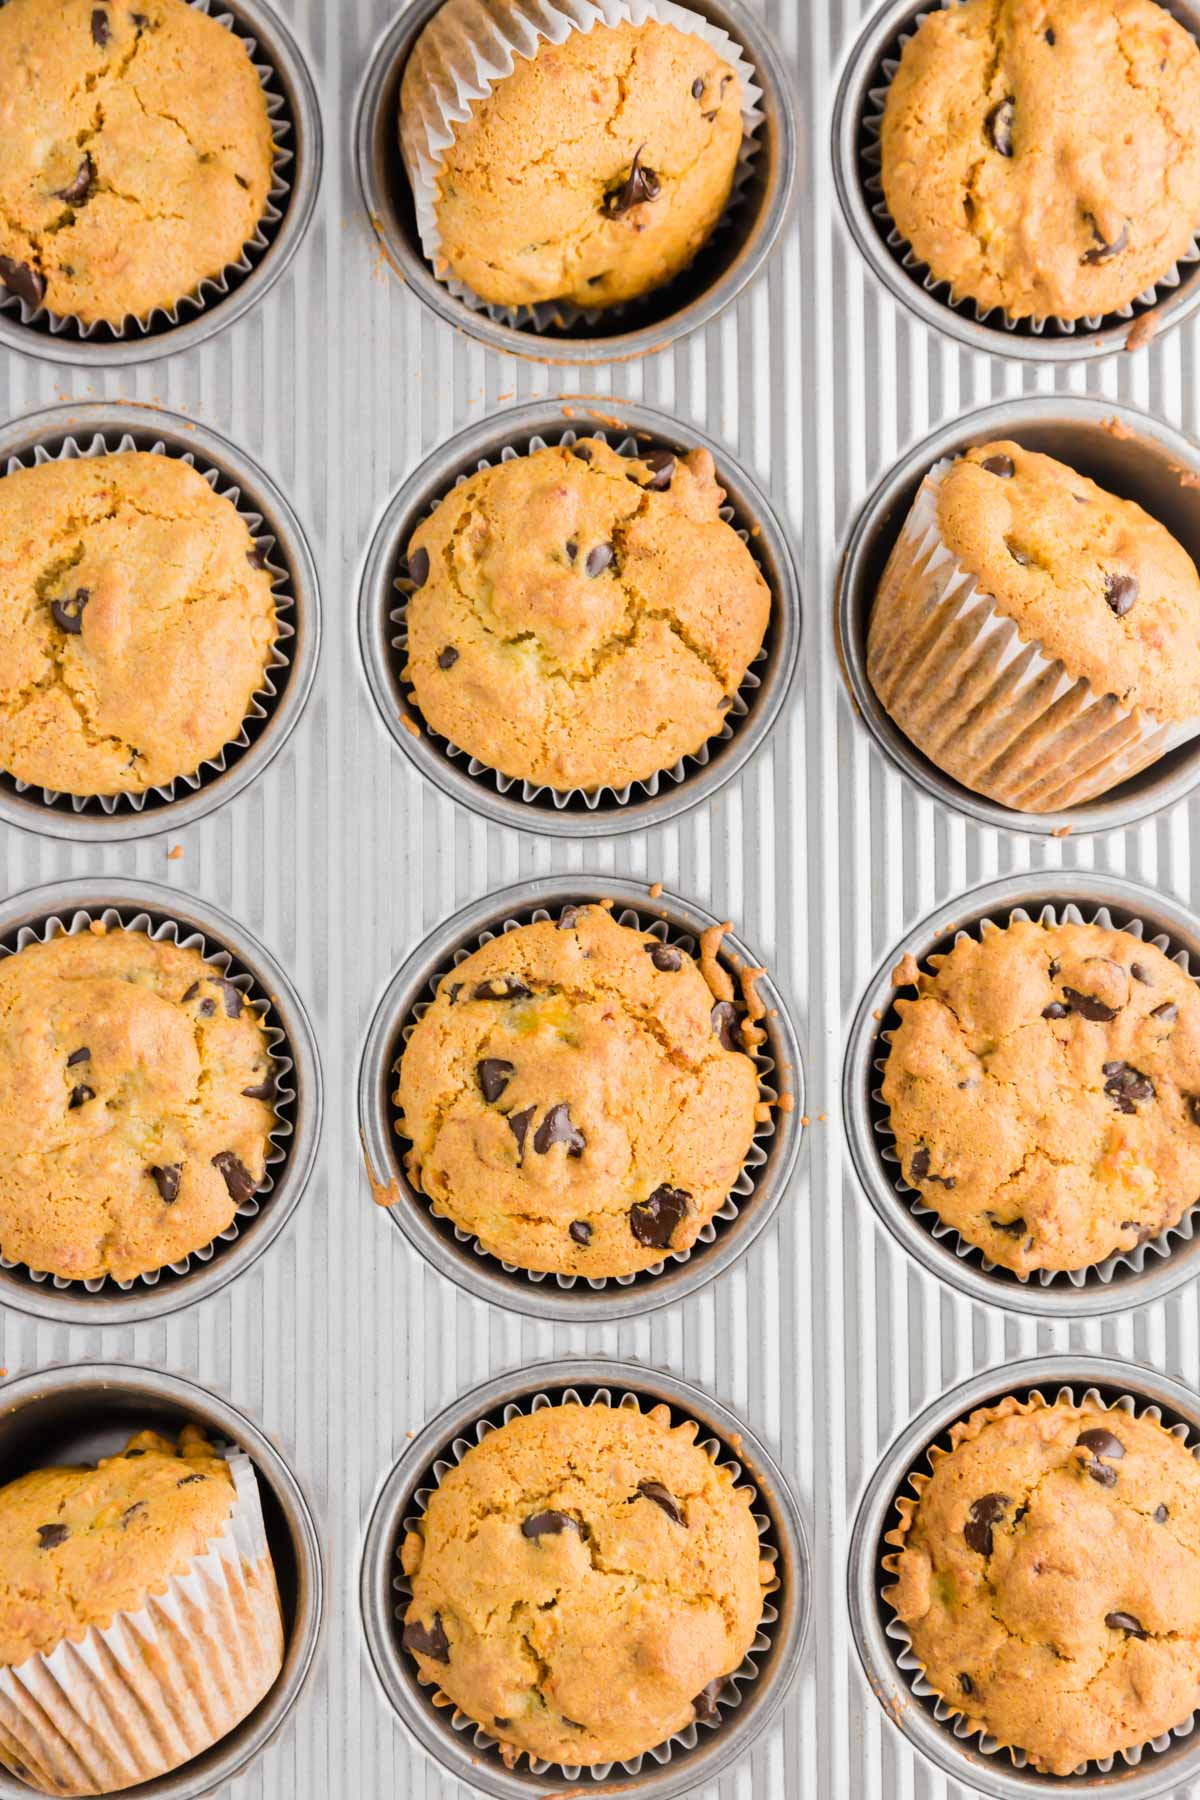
[1083,219,1129,264]
[1105,572,1138,617]
[959,1672,974,1694]
[557,905,583,930]
[473,977,532,1001]
[68,1084,94,1109]
[645,941,682,971]
[561,1716,585,1731]
[1042,1001,1069,1019]
[476,1058,515,1103]
[241,1074,275,1101]
[533,1102,586,1158]
[447,983,462,1005]
[989,1214,1027,1238]
[521,1511,583,1541]
[1063,986,1119,1022]
[66,1046,89,1066]
[148,1163,182,1204]
[211,1151,256,1205]
[50,589,89,634]
[982,453,1014,477]
[693,1679,722,1721]
[565,539,578,562]
[1105,1611,1147,1639]
[0,256,45,309]
[124,1449,146,1457]
[1076,1427,1125,1460]
[691,76,705,99]
[986,97,1015,156]
[493,1717,510,1729]
[964,1493,1008,1557]
[1007,541,1031,566]
[711,999,740,1051]
[571,445,593,462]
[1102,1061,1155,1113]
[508,1106,535,1163]
[214,976,243,1018]
[403,1612,450,1663]
[177,1473,205,1486]
[121,1502,146,1527]
[629,1184,689,1249]
[1013,1503,1029,1523]
[246,547,267,570]
[198,998,216,1017]
[437,645,458,669]
[1132,962,1153,985]
[1049,959,1061,978]
[182,982,199,1001]
[702,108,719,121]
[602,146,661,217]
[635,1478,684,1524]
[407,546,429,587]
[1120,1220,1154,1244]
[585,543,614,578]
[54,157,94,205]
[1084,1459,1118,1488]
[36,1523,68,1549]
[91,7,109,46]
[569,1219,592,1245]
[1044,25,1056,42]
[642,450,676,490]
[1151,1002,1178,1023]
[1155,1503,1169,1522]
[909,1146,955,1188]
[1190,1095,1200,1128]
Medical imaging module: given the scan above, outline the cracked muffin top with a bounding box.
[401,437,770,793]
[883,917,1200,1275]
[0,928,276,1283]
[0,1425,234,1667]
[880,0,1200,322]
[0,451,277,798]
[395,903,763,1278]
[0,0,275,327]
[400,12,743,312]
[930,441,1200,723]
[400,1400,770,1767]
[885,1392,1200,1775]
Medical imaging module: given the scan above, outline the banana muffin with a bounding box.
[883,916,1200,1275]
[402,436,770,794]
[885,1391,1200,1774]
[0,451,277,799]
[0,0,275,327]
[400,7,743,311]
[880,0,1200,323]
[395,903,761,1278]
[401,1399,770,1767]
[0,928,276,1282]
[867,440,1200,811]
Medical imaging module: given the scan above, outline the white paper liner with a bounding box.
[872,900,1200,1290]
[398,0,764,331]
[858,3,1200,339]
[881,1383,1200,1778]
[0,905,296,1297]
[0,0,295,345]
[0,432,294,818]
[0,1449,283,1797]
[391,426,770,811]
[867,457,1200,811]
[393,1384,781,1780]
[387,899,780,1290]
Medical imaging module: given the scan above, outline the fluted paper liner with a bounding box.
[398,0,763,331]
[880,1384,1200,1778]
[867,458,1200,812]
[0,1450,283,1797]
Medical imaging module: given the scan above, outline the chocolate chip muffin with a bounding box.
[885,1391,1200,1775]
[883,917,1200,1275]
[401,1399,770,1767]
[402,437,770,794]
[0,451,277,799]
[868,440,1200,811]
[880,0,1200,323]
[395,903,762,1278]
[0,0,275,326]
[400,7,743,311]
[0,928,276,1282]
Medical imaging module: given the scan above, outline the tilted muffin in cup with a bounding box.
[867,439,1200,811]
[395,902,762,1277]
[0,1425,283,1795]
[0,452,277,799]
[402,435,771,795]
[399,0,748,314]
[400,1398,770,1767]
[0,0,275,328]
[883,916,1200,1276]
[879,0,1200,325]
[883,1390,1200,1775]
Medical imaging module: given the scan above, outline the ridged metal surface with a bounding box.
[1,0,1198,1797]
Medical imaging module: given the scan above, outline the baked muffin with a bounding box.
[0,0,275,327]
[400,6,743,311]
[0,928,276,1282]
[0,1425,283,1795]
[0,451,277,798]
[883,917,1200,1275]
[402,437,770,794]
[400,1400,770,1767]
[880,0,1200,323]
[395,902,762,1278]
[867,440,1200,811]
[884,1391,1200,1775]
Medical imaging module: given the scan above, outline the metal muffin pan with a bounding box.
[848,1354,1200,1798]
[360,1358,810,1800]
[836,395,1200,835]
[0,876,322,1326]
[0,401,321,842]
[0,0,323,367]
[354,0,796,363]
[843,870,1200,1316]
[831,0,1200,361]
[0,1361,323,1800]
[357,397,801,835]
[358,874,804,1320]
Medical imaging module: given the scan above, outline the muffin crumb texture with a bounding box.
[886,1394,1200,1774]
[401,1401,770,1767]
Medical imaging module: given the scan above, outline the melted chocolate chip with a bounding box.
[693,1679,723,1721]
[177,1473,205,1487]
[711,999,740,1051]
[521,1511,583,1541]
[403,1613,450,1663]
[1062,986,1119,1022]
[50,589,90,634]
[964,1493,1008,1557]
[1042,1001,1068,1019]
[1105,1611,1147,1639]
[645,941,682,972]
[1084,1459,1118,1488]
[909,1146,956,1188]
[1132,962,1153,985]
[986,97,1015,156]
[437,645,458,669]
[407,546,429,587]
[447,983,463,1005]
[68,1084,94,1109]
[571,445,592,462]
[642,450,676,490]
[565,539,578,562]
[476,1058,515,1103]
[629,1184,690,1249]
[508,1106,535,1164]
[54,157,94,205]
[1102,1061,1155,1113]
[0,256,45,309]
[1083,219,1129,264]
[982,453,1014,478]
[1045,25,1056,42]
[533,1102,586,1158]
[211,1151,256,1205]
[990,1214,1027,1238]
[635,1478,684,1524]
[569,1219,592,1245]
[149,1163,182,1204]
[473,977,532,1001]
[214,976,243,1018]
[585,543,614,578]
[121,1501,146,1527]
[602,147,661,217]
[1190,1095,1200,1128]
[66,1046,89,1066]
[1151,1001,1178,1023]
[1105,572,1138,617]
[493,1716,511,1730]
[242,1074,275,1101]
[1076,1427,1125,1460]
[1155,1503,1169,1522]
[36,1523,68,1549]
[691,76,705,99]
[91,6,109,46]
[1013,1503,1029,1523]
[959,1672,974,1694]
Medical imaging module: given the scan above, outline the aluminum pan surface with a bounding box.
[1,1,1199,1798]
